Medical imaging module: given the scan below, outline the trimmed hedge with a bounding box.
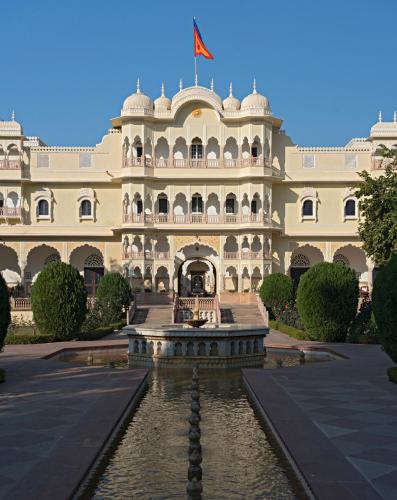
[269,320,311,341]
[387,367,397,384]
[260,273,293,317]
[0,274,11,349]
[5,333,56,344]
[296,262,359,342]
[96,273,132,325]
[373,254,397,362]
[31,261,87,340]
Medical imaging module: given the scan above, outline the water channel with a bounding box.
[65,350,329,499]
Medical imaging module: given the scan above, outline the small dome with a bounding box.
[122,79,153,113]
[223,82,240,111]
[241,80,270,111]
[154,83,171,111]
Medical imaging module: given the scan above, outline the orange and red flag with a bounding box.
[193,19,214,60]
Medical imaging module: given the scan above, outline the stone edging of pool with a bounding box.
[72,371,148,500]
[242,351,384,500]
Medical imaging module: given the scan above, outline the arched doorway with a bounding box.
[177,258,217,296]
[84,254,104,296]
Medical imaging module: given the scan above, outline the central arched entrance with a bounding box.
[177,257,217,296]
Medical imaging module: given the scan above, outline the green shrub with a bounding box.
[31,261,87,340]
[278,303,305,330]
[269,320,311,340]
[0,274,11,349]
[80,304,103,334]
[96,273,132,325]
[373,254,397,362]
[387,367,397,384]
[296,262,359,342]
[5,333,56,344]
[76,326,113,341]
[348,297,379,344]
[260,273,293,318]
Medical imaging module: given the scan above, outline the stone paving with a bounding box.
[243,332,397,500]
[0,340,147,500]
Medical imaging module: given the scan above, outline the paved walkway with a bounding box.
[245,331,397,500]
[0,339,147,500]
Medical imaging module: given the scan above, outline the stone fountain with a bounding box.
[185,295,207,329]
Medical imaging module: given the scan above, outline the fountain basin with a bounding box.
[124,323,268,368]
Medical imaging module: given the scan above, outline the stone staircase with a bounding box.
[220,303,265,325]
[131,305,173,325]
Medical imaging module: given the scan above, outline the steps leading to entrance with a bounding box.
[131,305,173,325]
[219,292,258,305]
[220,304,265,326]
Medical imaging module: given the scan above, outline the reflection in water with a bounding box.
[92,367,299,499]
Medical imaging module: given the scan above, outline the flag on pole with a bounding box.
[193,19,214,59]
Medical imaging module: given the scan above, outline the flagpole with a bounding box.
[194,56,198,86]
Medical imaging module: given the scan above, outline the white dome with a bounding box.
[223,82,240,111]
[122,80,153,113]
[154,83,171,111]
[241,80,270,111]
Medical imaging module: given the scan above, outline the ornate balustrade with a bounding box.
[123,157,267,169]
[0,159,22,169]
[173,295,220,324]
[123,251,170,260]
[10,297,32,311]
[0,207,22,218]
[224,251,268,260]
[123,212,270,225]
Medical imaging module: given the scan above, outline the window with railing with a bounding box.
[192,195,203,213]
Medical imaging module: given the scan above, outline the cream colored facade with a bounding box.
[0,82,393,298]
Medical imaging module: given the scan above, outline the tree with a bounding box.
[296,262,358,342]
[96,272,132,325]
[355,146,397,264]
[259,273,293,317]
[372,254,397,362]
[0,274,11,349]
[31,261,87,339]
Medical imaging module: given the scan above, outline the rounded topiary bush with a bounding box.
[0,274,11,349]
[260,273,293,317]
[31,261,87,340]
[296,262,358,342]
[373,254,397,362]
[96,272,132,325]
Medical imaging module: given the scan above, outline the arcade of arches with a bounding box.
[0,239,373,299]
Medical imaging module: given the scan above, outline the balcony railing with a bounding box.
[123,213,270,225]
[0,159,22,170]
[123,157,267,169]
[224,251,269,260]
[123,251,170,260]
[0,207,22,218]
[10,297,32,311]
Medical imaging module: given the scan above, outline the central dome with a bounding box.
[122,79,153,114]
[241,80,270,111]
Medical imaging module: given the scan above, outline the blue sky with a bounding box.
[1,0,396,146]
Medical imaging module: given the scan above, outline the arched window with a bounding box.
[333,254,350,266]
[251,199,257,214]
[302,199,313,217]
[191,194,203,213]
[38,199,49,217]
[225,195,236,214]
[191,138,203,160]
[344,199,356,218]
[157,194,168,214]
[137,198,143,214]
[81,199,92,217]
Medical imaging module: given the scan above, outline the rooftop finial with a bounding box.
[195,73,198,87]
[379,110,382,122]
[136,78,141,94]
[161,82,165,96]
[229,81,233,97]
[253,78,257,94]
[394,111,396,123]
[179,78,183,92]
[11,110,15,121]
[210,78,214,92]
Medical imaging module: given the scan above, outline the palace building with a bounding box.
[0,80,392,306]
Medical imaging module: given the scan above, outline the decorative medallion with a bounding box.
[192,108,202,118]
